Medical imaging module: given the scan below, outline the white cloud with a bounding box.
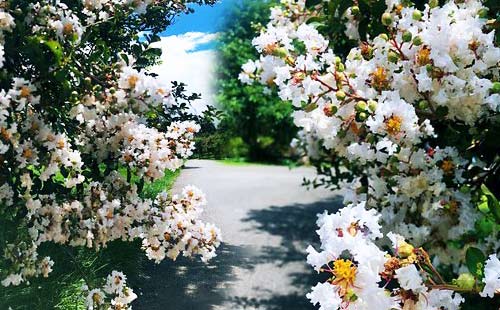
[151,32,218,113]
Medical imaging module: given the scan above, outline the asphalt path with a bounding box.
[134,160,341,310]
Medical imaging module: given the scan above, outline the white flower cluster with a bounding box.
[306,203,467,309]
[243,0,500,306]
[0,0,221,297]
[83,271,137,310]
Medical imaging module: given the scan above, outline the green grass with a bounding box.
[142,169,180,198]
[1,169,181,310]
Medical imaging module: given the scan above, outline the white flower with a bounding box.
[307,282,342,310]
[480,254,500,298]
[1,273,23,287]
[424,289,464,310]
[104,271,126,295]
[395,265,426,293]
[85,289,105,310]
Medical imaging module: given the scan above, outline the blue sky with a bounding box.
[153,0,244,111]
[161,0,239,50]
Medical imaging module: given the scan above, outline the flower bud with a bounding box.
[398,241,414,258]
[366,133,376,144]
[402,31,412,43]
[355,100,367,112]
[109,87,116,94]
[455,273,475,290]
[273,47,288,58]
[351,6,360,15]
[429,0,439,9]
[336,90,346,101]
[412,9,422,21]
[368,100,377,112]
[418,100,429,110]
[379,33,389,41]
[346,289,358,302]
[356,111,368,122]
[334,56,342,65]
[491,82,500,94]
[388,51,399,63]
[382,13,393,26]
[412,36,423,46]
[336,63,345,72]
[478,8,488,19]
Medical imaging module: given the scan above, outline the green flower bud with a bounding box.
[351,6,360,15]
[478,8,488,19]
[336,63,345,72]
[356,111,368,122]
[429,0,439,9]
[412,9,422,21]
[334,56,342,65]
[109,87,116,94]
[382,13,393,26]
[379,33,389,41]
[412,36,423,46]
[355,100,367,112]
[336,90,346,101]
[398,241,414,258]
[402,31,412,43]
[273,47,288,58]
[491,81,500,94]
[418,100,429,110]
[388,51,399,63]
[455,273,475,290]
[368,100,377,112]
[426,64,434,73]
[366,133,376,144]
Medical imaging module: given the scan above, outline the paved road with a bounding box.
[134,160,341,310]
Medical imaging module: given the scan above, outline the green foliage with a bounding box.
[465,247,486,278]
[215,0,297,162]
[0,170,180,309]
[0,0,215,308]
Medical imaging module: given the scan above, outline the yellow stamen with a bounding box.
[128,75,139,89]
[441,160,454,174]
[22,148,33,159]
[20,86,31,98]
[416,47,431,66]
[371,67,390,91]
[385,115,402,135]
[332,259,357,290]
[63,23,74,36]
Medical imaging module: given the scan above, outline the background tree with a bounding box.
[215,0,297,162]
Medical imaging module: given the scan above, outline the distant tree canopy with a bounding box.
[216,0,297,162]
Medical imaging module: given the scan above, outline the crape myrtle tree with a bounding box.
[217,0,297,162]
[0,0,222,309]
[242,0,500,308]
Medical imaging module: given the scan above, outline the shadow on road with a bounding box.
[134,197,342,310]
[133,243,258,309]
[236,197,342,309]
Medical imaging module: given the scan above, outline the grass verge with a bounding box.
[1,169,181,310]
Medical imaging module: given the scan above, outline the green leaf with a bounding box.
[481,184,500,222]
[306,16,325,24]
[465,247,486,278]
[305,0,322,8]
[44,40,63,64]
